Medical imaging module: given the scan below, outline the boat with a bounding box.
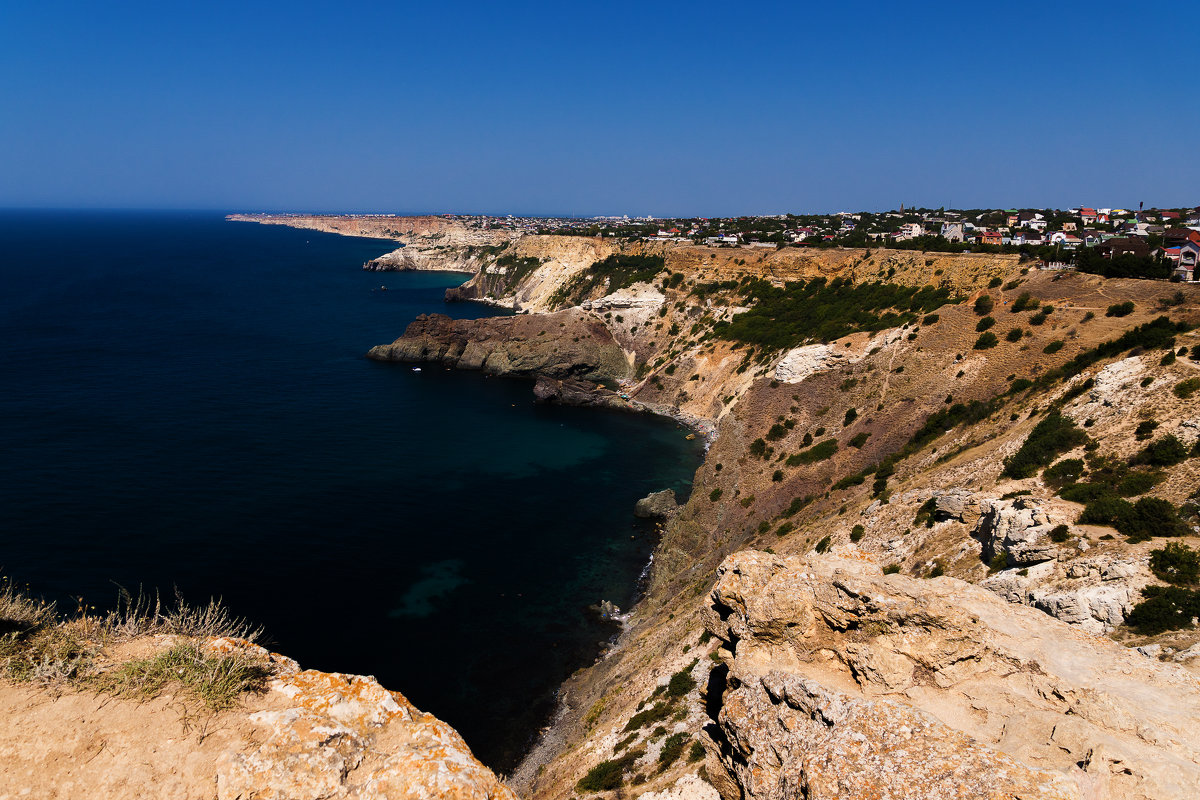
[412,367,421,372]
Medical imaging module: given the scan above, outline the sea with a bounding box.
[0,210,705,770]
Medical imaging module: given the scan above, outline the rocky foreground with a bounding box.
[704,551,1200,800]
[0,637,515,800]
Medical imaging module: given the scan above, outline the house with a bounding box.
[940,221,965,242]
[1080,208,1098,224]
[1174,241,1200,281]
[1048,231,1083,247]
[1097,237,1151,259]
[1062,222,1077,232]
[895,223,924,241]
[980,231,1003,246]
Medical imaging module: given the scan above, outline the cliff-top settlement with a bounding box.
[10,212,1200,799]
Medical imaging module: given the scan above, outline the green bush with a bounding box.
[1009,377,1034,393]
[833,474,865,490]
[1132,434,1190,467]
[666,665,697,698]
[1134,420,1159,440]
[771,469,783,482]
[782,494,816,517]
[1150,542,1200,585]
[1029,311,1048,326]
[712,277,956,350]
[1125,586,1200,634]
[1005,328,1024,342]
[974,295,994,315]
[988,277,1003,288]
[787,439,838,465]
[563,254,665,302]
[1043,458,1085,488]
[923,313,940,325]
[850,524,865,542]
[1002,412,1089,479]
[1117,470,1166,497]
[1118,497,1189,542]
[848,431,871,449]
[623,702,672,733]
[883,564,901,574]
[815,535,832,553]
[766,423,788,441]
[1043,340,1065,354]
[1174,378,1200,399]
[687,741,705,763]
[1049,524,1071,543]
[974,332,999,349]
[1010,292,1036,313]
[1078,495,1135,527]
[658,733,689,769]
[577,749,645,792]
[843,408,858,425]
[976,316,996,332]
[1105,301,1135,317]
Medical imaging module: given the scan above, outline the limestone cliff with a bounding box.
[703,551,1200,800]
[235,216,1200,798]
[227,213,518,273]
[367,309,632,383]
[0,636,515,800]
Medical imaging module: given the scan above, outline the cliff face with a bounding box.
[227,214,518,273]
[367,309,632,383]
[230,216,1200,798]
[704,551,1200,800]
[0,636,515,800]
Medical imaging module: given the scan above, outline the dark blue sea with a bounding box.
[0,210,703,769]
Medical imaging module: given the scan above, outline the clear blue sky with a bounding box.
[2,1,1197,216]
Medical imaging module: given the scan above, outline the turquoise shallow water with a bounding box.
[0,210,705,769]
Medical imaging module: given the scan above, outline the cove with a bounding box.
[0,210,706,770]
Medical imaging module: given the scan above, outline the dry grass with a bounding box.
[0,577,269,708]
[89,641,270,710]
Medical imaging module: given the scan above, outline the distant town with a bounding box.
[275,204,1200,282]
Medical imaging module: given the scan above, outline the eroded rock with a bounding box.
[702,551,1200,800]
[635,489,680,519]
[972,496,1061,565]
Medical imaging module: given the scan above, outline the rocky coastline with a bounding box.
[62,213,1194,799]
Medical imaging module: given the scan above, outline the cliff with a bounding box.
[0,633,515,799]
[227,213,519,273]
[703,551,1200,800]
[215,216,1200,797]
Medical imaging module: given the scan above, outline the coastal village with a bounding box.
[295,204,1200,281]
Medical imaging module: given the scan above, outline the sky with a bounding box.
[2,1,1197,216]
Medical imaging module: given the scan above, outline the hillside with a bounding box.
[12,217,1200,798]
[371,234,1200,799]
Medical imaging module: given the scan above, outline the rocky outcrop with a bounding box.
[972,496,1063,566]
[0,637,515,800]
[635,489,679,519]
[367,310,632,382]
[702,551,1200,800]
[982,556,1149,634]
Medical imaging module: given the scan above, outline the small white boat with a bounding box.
[412,367,422,372]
